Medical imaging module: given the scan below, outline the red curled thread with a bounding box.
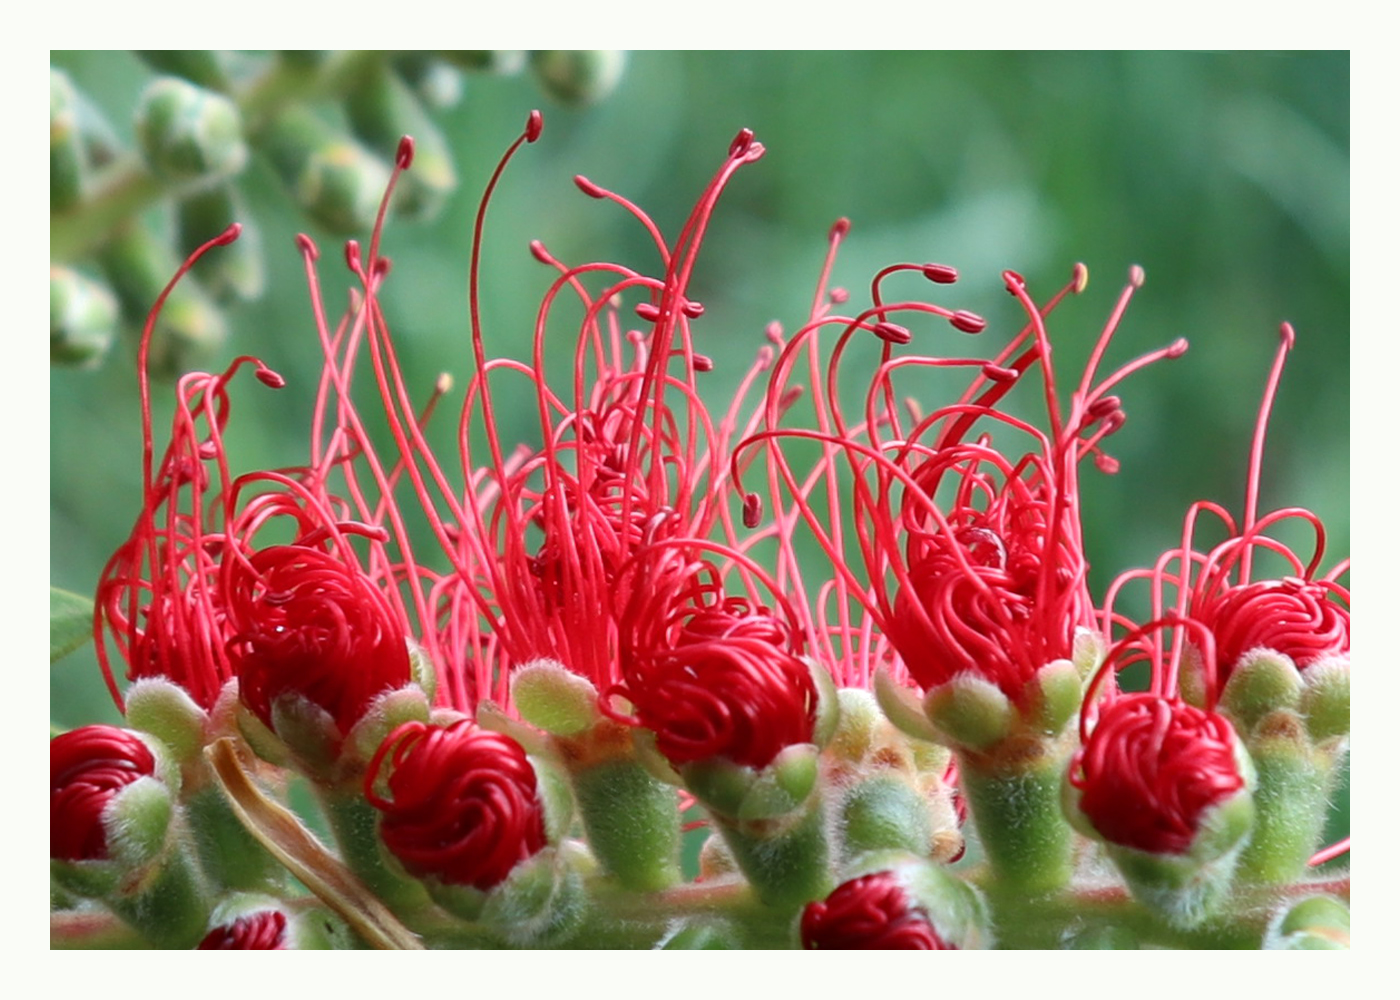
[801,872,954,950]
[366,720,546,891]
[1196,578,1349,675]
[51,726,156,861]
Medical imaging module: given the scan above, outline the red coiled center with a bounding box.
[197,911,288,949]
[365,721,547,891]
[801,872,954,950]
[1198,578,1349,676]
[1072,693,1244,855]
[226,545,411,734]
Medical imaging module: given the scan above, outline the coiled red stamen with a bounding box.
[1070,693,1244,855]
[365,720,546,891]
[225,544,411,733]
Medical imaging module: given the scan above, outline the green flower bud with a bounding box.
[345,61,456,221]
[393,53,465,109]
[135,76,247,182]
[50,266,118,367]
[478,844,590,948]
[125,677,208,765]
[1300,655,1350,743]
[838,775,934,859]
[1026,658,1083,736]
[923,674,1017,751]
[736,743,818,821]
[807,657,841,748]
[344,684,433,768]
[440,50,527,74]
[261,108,391,234]
[50,69,85,212]
[1219,649,1303,732]
[872,666,943,744]
[177,186,264,303]
[1266,894,1350,950]
[511,658,602,736]
[530,50,628,106]
[136,51,229,90]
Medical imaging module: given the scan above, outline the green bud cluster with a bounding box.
[49,50,629,374]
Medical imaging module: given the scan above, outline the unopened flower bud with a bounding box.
[1266,894,1350,950]
[511,658,602,736]
[197,894,351,950]
[135,76,247,182]
[346,62,456,221]
[529,51,628,106]
[801,860,990,950]
[51,726,162,865]
[50,266,118,368]
[136,50,230,90]
[50,69,85,212]
[262,108,392,235]
[1066,694,1255,926]
[365,720,547,893]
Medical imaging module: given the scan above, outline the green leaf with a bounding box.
[50,586,94,664]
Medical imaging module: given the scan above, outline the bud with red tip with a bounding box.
[365,720,547,896]
[1065,693,1255,926]
[800,857,991,949]
[802,871,955,950]
[196,894,351,950]
[198,910,288,950]
[51,726,160,864]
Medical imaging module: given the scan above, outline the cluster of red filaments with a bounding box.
[742,255,1185,704]
[801,872,954,950]
[223,541,411,734]
[197,911,288,949]
[365,720,547,890]
[50,726,157,862]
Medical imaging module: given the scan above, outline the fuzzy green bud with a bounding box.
[923,674,1017,751]
[135,77,247,182]
[1219,649,1303,732]
[530,50,628,106]
[1300,656,1350,743]
[511,659,601,736]
[50,266,118,367]
[262,108,392,234]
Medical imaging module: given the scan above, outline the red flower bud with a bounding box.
[365,721,547,891]
[226,545,411,734]
[197,910,288,949]
[1071,693,1245,855]
[801,872,955,950]
[51,726,157,862]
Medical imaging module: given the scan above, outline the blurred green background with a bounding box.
[50,50,1349,842]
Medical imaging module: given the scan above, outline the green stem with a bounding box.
[957,745,1075,895]
[569,758,682,891]
[105,845,212,949]
[50,51,390,263]
[185,785,288,893]
[712,795,833,909]
[1237,744,1336,885]
[316,786,436,920]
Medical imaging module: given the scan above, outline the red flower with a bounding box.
[1070,693,1245,855]
[1102,324,1349,697]
[224,543,411,734]
[741,260,1184,705]
[801,871,955,950]
[51,726,157,862]
[365,720,547,891]
[197,911,287,949]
